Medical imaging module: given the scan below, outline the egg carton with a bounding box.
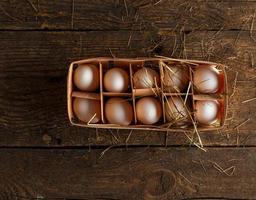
[67,57,228,132]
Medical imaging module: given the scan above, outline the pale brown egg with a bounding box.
[73,97,101,123]
[194,65,219,93]
[136,97,162,125]
[133,68,160,89]
[104,68,129,92]
[74,64,100,91]
[163,64,189,92]
[105,98,133,125]
[165,97,189,122]
[195,100,219,125]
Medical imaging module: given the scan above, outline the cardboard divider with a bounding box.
[67,57,228,131]
[159,60,166,123]
[103,92,132,97]
[72,91,100,100]
[133,88,159,97]
[99,62,105,123]
[129,63,137,124]
[189,66,196,124]
[193,94,223,100]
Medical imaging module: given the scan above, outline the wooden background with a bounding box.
[0,0,256,199]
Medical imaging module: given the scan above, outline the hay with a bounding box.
[87,113,97,125]
[125,130,133,149]
[233,118,250,130]
[26,0,38,12]
[230,72,238,98]
[99,145,115,160]
[209,161,236,176]
[242,97,256,104]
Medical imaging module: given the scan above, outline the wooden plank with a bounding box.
[0,30,255,147]
[0,147,255,199]
[0,0,256,31]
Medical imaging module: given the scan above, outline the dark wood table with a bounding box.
[0,0,256,199]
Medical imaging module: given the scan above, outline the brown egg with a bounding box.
[165,97,189,122]
[195,100,219,125]
[73,97,101,123]
[163,64,189,92]
[194,65,219,93]
[74,64,100,91]
[133,68,160,89]
[105,98,133,126]
[104,68,129,92]
[136,97,162,125]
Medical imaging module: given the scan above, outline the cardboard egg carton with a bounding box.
[67,57,228,132]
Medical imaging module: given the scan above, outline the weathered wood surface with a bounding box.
[0,30,255,147]
[1,0,256,199]
[0,147,255,199]
[0,0,256,31]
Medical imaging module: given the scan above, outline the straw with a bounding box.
[242,97,256,104]
[87,113,97,125]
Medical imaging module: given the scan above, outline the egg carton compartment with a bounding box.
[191,63,227,95]
[71,61,101,93]
[67,57,228,132]
[159,60,192,94]
[101,60,132,93]
[162,94,194,129]
[102,95,135,126]
[130,60,161,93]
[193,95,226,130]
[70,92,102,125]
[133,95,164,126]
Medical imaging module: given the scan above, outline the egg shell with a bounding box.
[195,100,219,125]
[104,68,129,92]
[74,64,100,91]
[193,65,219,93]
[133,68,160,89]
[165,97,189,122]
[105,98,133,126]
[136,97,162,125]
[73,97,101,123]
[163,65,189,92]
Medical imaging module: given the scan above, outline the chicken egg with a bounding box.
[104,68,129,92]
[73,97,101,123]
[74,64,100,91]
[165,97,189,122]
[136,97,162,125]
[163,65,189,92]
[105,98,133,126]
[195,100,219,125]
[194,65,219,93]
[133,68,160,89]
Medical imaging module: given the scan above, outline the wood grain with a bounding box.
[0,0,256,31]
[0,30,255,147]
[0,0,256,198]
[0,147,255,199]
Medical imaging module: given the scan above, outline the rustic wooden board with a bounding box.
[1,0,256,198]
[0,147,255,199]
[0,0,256,31]
[0,30,255,147]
